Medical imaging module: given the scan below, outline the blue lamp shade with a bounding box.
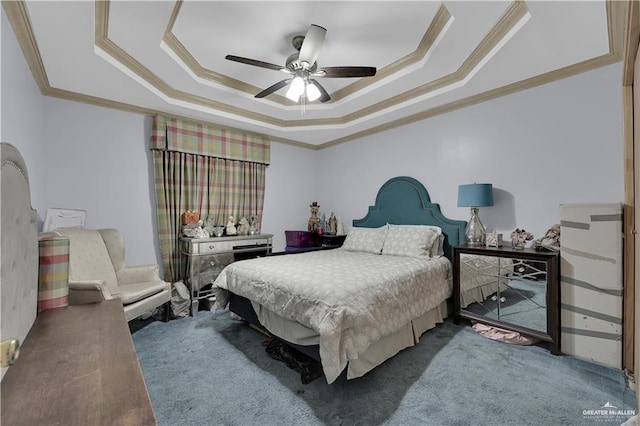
[457,183,494,208]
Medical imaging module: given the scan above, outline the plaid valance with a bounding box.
[151,115,270,165]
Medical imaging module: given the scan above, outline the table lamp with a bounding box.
[457,183,494,246]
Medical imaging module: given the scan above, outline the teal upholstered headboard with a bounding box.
[352,176,467,260]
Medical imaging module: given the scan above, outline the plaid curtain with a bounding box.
[151,116,269,281]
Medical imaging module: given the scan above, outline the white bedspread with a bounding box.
[213,249,451,383]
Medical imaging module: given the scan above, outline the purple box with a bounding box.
[285,230,316,248]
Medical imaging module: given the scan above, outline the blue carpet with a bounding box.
[132,310,636,425]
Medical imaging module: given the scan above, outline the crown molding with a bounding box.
[3,0,624,150]
[622,0,638,86]
[97,0,528,128]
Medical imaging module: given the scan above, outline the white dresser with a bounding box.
[181,234,273,315]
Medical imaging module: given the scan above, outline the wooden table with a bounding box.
[1,300,156,425]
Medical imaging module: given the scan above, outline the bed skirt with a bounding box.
[229,293,450,381]
[460,281,508,309]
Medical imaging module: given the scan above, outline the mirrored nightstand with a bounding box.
[452,245,561,354]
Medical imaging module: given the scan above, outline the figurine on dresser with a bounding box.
[203,214,217,237]
[183,220,209,238]
[328,212,337,235]
[226,215,237,236]
[308,202,320,232]
[249,215,258,235]
[237,217,250,236]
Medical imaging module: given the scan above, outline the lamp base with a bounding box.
[465,207,486,246]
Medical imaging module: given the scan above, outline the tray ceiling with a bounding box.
[3,1,625,148]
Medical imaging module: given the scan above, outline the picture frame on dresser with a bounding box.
[452,244,561,355]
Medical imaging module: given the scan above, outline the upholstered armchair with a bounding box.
[55,227,171,322]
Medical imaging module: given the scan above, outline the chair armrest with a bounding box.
[68,280,114,304]
[116,265,161,285]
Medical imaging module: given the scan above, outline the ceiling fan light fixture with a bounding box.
[306,81,321,102]
[285,76,305,102]
[226,24,375,105]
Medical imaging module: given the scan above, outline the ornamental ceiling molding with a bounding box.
[95,0,531,128]
[161,1,452,106]
[2,1,626,150]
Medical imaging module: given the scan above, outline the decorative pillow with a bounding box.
[341,226,388,254]
[432,234,445,257]
[387,224,444,257]
[382,226,439,258]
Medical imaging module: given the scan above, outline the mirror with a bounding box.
[459,255,547,333]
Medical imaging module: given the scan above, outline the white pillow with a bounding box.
[382,226,439,258]
[388,224,444,257]
[341,226,387,254]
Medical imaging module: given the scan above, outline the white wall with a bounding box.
[1,10,46,217]
[316,62,624,243]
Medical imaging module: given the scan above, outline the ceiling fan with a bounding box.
[225,24,377,103]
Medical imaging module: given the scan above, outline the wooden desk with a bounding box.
[1,300,156,425]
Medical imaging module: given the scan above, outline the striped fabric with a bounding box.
[151,115,270,165]
[560,203,623,368]
[151,116,267,282]
[37,234,70,311]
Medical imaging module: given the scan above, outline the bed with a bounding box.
[213,176,467,383]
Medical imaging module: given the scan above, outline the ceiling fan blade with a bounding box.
[298,24,326,68]
[315,66,377,78]
[309,79,331,102]
[225,55,285,72]
[255,79,292,98]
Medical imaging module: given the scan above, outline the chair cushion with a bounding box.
[98,229,126,272]
[55,228,119,293]
[113,281,170,305]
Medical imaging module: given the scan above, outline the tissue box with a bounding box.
[486,232,503,247]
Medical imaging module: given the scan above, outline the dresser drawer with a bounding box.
[197,253,234,273]
[190,240,236,255]
[232,238,271,251]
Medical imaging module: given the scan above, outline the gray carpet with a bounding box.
[132,310,636,426]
